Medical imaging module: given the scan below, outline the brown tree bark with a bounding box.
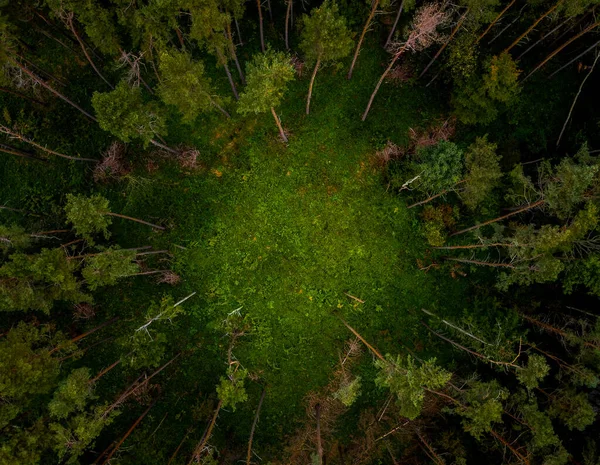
[189,400,223,464]
[66,14,113,89]
[50,317,120,354]
[106,212,165,230]
[100,399,158,465]
[450,199,546,236]
[90,359,122,384]
[246,387,266,465]
[477,0,517,43]
[0,143,48,163]
[285,0,293,50]
[315,403,324,465]
[306,55,322,115]
[524,20,600,81]
[271,107,288,143]
[0,86,46,106]
[385,0,406,48]
[433,243,515,250]
[549,39,600,77]
[348,0,380,80]
[444,256,516,268]
[225,27,246,85]
[257,0,265,52]
[9,59,97,121]
[407,180,466,208]
[504,1,564,53]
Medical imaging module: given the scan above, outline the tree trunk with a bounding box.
[407,180,466,208]
[66,15,113,89]
[105,212,165,230]
[306,56,321,115]
[556,51,599,146]
[0,86,46,106]
[10,59,97,121]
[285,0,293,50]
[549,39,600,77]
[419,9,469,78]
[0,125,98,162]
[504,0,563,53]
[444,256,515,268]
[315,404,323,465]
[209,96,231,118]
[235,18,243,46]
[220,50,239,100]
[189,400,223,464]
[271,107,288,143]
[90,359,122,384]
[337,316,386,362]
[266,0,273,22]
[0,143,48,163]
[450,199,546,236]
[516,16,570,60]
[100,399,158,465]
[489,5,527,45]
[385,0,406,48]
[149,138,179,155]
[362,46,406,121]
[50,317,120,354]
[433,243,515,250]
[523,20,600,81]
[348,1,380,80]
[522,314,600,350]
[477,0,517,43]
[225,27,246,85]
[246,387,266,465]
[489,429,531,465]
[257,0,265,52]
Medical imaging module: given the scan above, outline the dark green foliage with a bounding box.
[92,81,167,146]
[64,193,111,244]
[82,247,139,290]
[413,141,464,194]
[455,380,507,439]
[462,136,502,209]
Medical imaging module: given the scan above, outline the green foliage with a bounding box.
[460,0,501,26]
[82,247,139,290]
[375,355,451,420]
[462,136,501,209]
[122,331,168,370]
[516,353,549,390]
[216,366,249,411]
[157,49,224,122]
[421,204,458,246]
[238,49,295,115]
[333,376,362,406]
[453,53,520,125]
[0,248,88,312]
[413,141,464,194]
[549,389,596,431]
[0,224,30,252]
[299,1,353,65]
[48,368,93,420]
[447,33,479,84]
[64,193,111,244]
[457,380,507,440]
[92,81,167,146]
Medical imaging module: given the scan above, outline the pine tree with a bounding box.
[238,50,295,143]
[299,1,353,114]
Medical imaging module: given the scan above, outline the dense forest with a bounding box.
[1,0,600,463]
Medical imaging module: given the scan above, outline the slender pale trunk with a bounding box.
[0,125,98,162]
[348,1,380,79]
[385,0,406,48]
[362,46,407,121]
[49,317,120,354]
[271,107,288,142]
[100,399,158,465]
[105,212,165,230]
[549,39,600,77]
[524,20,600,81]
[216,47,239,100]
[444,257,515,268]
[189,400,223,465]
[285,0,292,50]
[306,55,321,115]
[266,0,273,22]
[10,59,97,121]
[235,18,243,46]
[66,15,113,89]
[476,0,517,43]
[516,17,570,60]
[0,86,46,106]
[246,388,266,465]
[225,27,245,85]
[407,180,466,208]
[209,96,231,118]
[450,199,545,236]
[257,0,265,52]
[90,359,122,384]
[419,9,469,78]
[556,51,600,146]
[433,243,516,250]
[148,139,178,155]
[504,0,563,53]
[0,143,48,163]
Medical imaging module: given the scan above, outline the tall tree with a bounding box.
[299,1,353,114]
[238,50,295,142]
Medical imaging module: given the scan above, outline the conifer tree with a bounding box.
[157,49,230,121]
[238,50,295,143]
[299,1,353,115]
